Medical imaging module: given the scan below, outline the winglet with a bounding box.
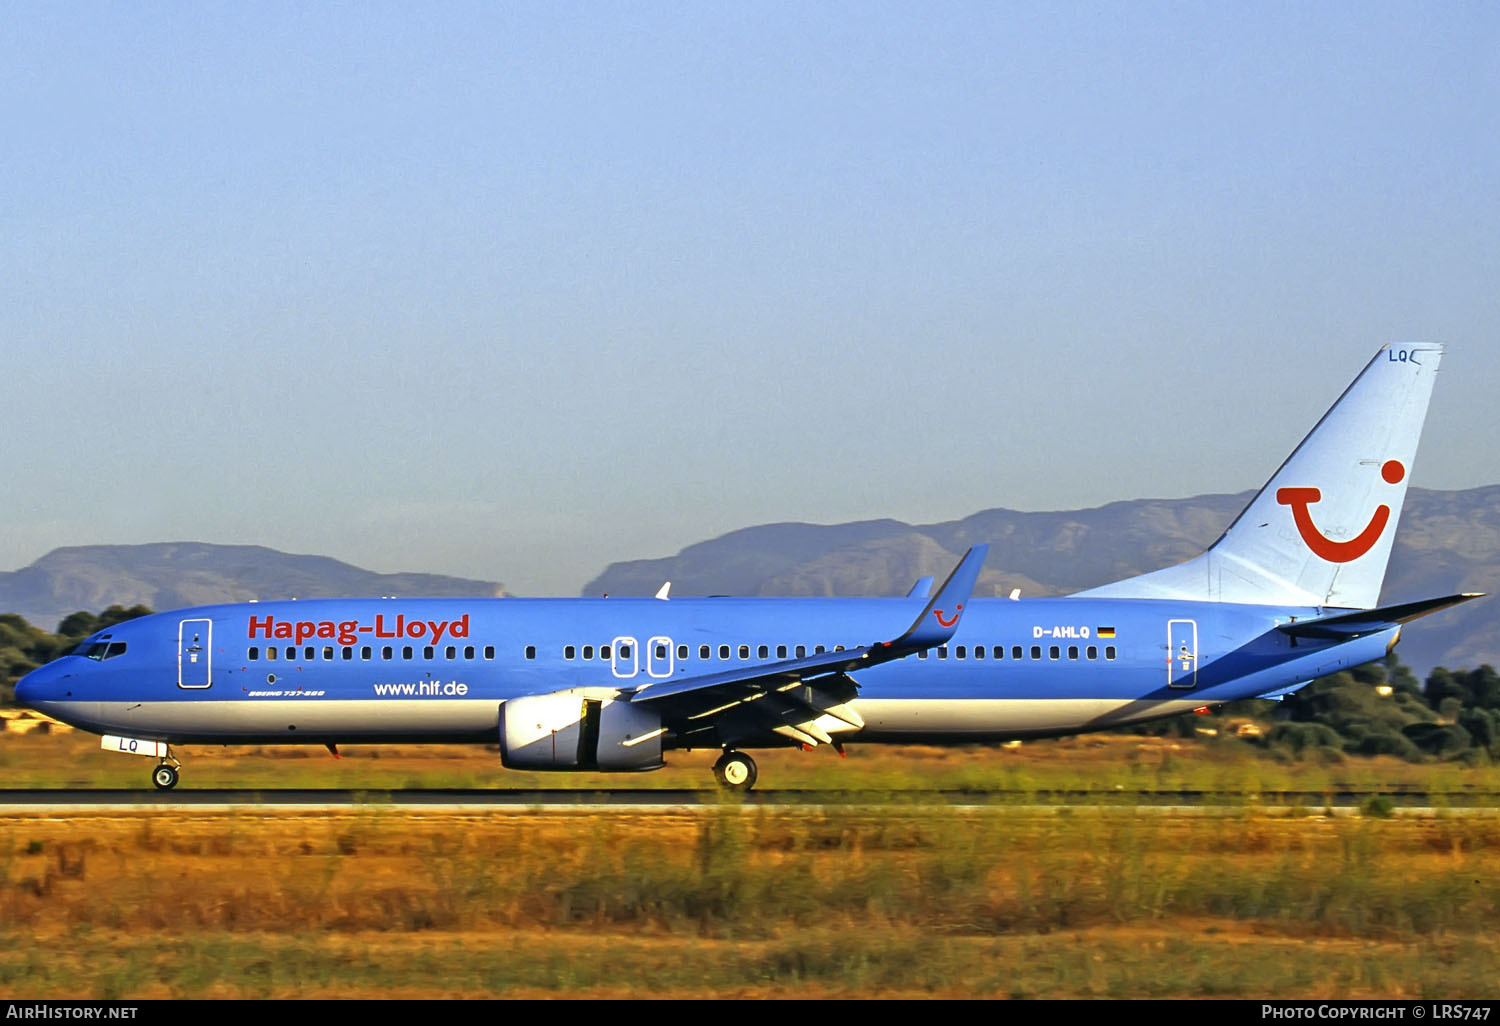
[654,582,671,601]
[906,576,935,599]
[893,545,988,649]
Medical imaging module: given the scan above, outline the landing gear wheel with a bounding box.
[712,750,757,792]
[152,763,179,791]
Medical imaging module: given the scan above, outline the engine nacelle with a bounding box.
[499,691,663,771]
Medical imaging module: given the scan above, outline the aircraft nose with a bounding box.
[14,663,63,708]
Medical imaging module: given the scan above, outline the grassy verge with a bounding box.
[3,804,1499,997]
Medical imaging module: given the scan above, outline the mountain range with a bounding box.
[2,486,1495,676]
[584,486,1500,676]
[0,543,504,632]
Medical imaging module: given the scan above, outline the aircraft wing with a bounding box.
[627,545,988,748]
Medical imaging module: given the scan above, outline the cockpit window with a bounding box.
[71,641,127,661]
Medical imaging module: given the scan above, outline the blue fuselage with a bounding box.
[16,594,1395,747]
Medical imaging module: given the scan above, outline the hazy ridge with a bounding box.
[2,487,1493,676]
[0,543,505,630]
[586,487,1500,676]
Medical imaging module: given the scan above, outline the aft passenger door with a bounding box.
[1167,618,1197,688]
[178,618,212,689]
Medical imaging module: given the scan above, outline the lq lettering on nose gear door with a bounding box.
[178,618,212,689]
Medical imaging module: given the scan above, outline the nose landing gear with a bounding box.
[152,763,179,790]
[151,748,182,791]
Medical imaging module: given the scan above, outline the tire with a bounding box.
[713,751,757,792]
[152,764,179,791]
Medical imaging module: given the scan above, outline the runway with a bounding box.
[2,787,1498,813]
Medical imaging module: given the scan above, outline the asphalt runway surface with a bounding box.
[3,787,1499,812]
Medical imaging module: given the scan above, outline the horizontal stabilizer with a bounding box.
[1278,593,1483,640]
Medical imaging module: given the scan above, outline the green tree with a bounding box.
[1,606,154,705]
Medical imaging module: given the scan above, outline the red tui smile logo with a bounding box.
[933,605,963,627]
[1276,460,1405,563]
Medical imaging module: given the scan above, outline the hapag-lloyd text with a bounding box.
[248,614,471,647]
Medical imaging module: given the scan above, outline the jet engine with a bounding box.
[499,691,663,771]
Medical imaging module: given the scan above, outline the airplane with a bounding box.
[15,343,1481,791]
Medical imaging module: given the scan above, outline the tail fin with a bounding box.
[1078,343,1443,609]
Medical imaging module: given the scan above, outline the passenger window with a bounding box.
[973,646,983,660]
[1030,646,1041,660]
[758,645,768,658]
[620,644,631,659]
[363,646,373,660]
[1087,646,1097,660]
[994,646,1003,659]
[525,646,536,660]
[565,645,576,659]
[678,644,688,659]
[655,644,667,659]
[700,645,710,659]
[464,645,474,659]
[738,645,749,659]
[1049,646,1059,660]
[445,646,455,659]
[248,647,259,661]
[1068,646,1078,660]
[267,648,277,661]
[404,646,414,660]
[796,645,806,658]
[383,646,394,660]
[304,646,315,661]
[602,646,612,659]
[423,646,434,660]
[342,647,353,660]
[956,645,967,659]
[777,645,787,658]
[815,645,825,654]
[918,650,928,659]
[719,645,729,659]
[484,646,495,659]
[583,645,594,660]
[1105,646,1117,660]
[938,646,948,659]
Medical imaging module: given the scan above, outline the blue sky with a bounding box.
[3,2,1497,594]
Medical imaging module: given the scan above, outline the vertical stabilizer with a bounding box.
[1077,343,1443,609]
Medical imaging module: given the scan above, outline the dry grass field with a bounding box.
[4,724,1497,795]
[3,731,1500,998]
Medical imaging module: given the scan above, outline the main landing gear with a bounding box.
[712,750,757,792]
[152,748,182,791]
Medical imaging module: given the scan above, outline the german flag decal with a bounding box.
[1097,627,1116,639]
